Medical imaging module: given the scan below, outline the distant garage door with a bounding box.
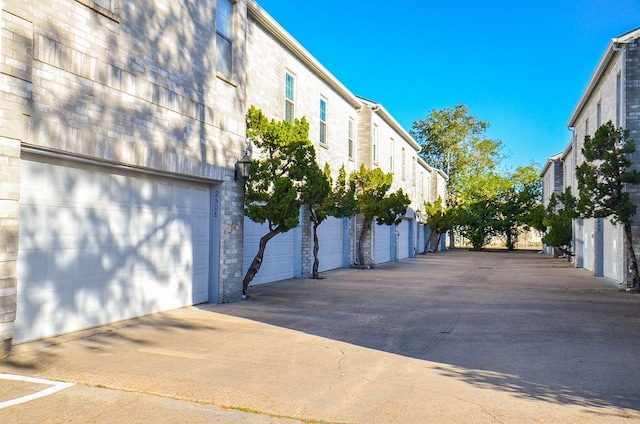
[375,223,392,264]
[16,154,212,343]
[582,218,595,272]
[397,219,411,259]
[603,219,623,283]
[314,217,344,272]
[243,217,295,285]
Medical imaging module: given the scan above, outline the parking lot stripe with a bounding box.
[0,373,75,409]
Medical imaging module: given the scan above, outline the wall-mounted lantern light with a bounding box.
[234,152,252,183]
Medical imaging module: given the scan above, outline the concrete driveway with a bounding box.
[1,250,640,423]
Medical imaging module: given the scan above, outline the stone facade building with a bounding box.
[0,0,446,356]
[541,26,640,285]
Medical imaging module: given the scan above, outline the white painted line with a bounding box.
[0,373,74,409]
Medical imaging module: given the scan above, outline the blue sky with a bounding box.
[255,0,640,172]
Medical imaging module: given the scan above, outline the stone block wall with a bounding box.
[625,38,640,268]
[0,0,252,353]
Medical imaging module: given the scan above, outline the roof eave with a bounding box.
[567,27,640,128]
[247,1,362,110]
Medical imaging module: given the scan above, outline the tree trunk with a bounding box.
[436,232,444,251]
[623,223,640,292]
[425,228,439,254]
[312,220,321,279]
[242,227,281,297]
[506,231,514,251]
[358,218,372,267]
[424,227,435,254]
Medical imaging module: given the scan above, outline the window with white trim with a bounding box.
[401,147,406,181]
[76,0,119,19]
[93,0,112,9]
[372,124,378,164]
[348,118,355,160]
[616,72,622,127]
[216,0,234,78]
[412,156,416,186]
[319,98,327,144]
[285,73,295,123]
[389,138,395,172]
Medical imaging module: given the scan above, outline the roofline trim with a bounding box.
[567,27,640,128]
[247,1,362,109]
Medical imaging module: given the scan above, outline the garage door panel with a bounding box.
[375,224,391,264]
[17,156,212,343]
[131,178,154,204]
[193,186,210,211]
[243,218,295,285]
[603,220,623,282]
[398,219,411,259]
[43,162,77,201]
[316,217,344,272]
[77,247,105,279]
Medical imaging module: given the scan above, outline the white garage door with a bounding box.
[315,217,344,272]
[375,223,392,264]
[243,217,295,285]
[583,218,595,272]
[603,219,624,282]
[417,224,425,255]
[398,219,411,259]
[16,155,211,343]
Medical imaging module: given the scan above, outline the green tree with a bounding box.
[542,187,577,261]
[456,198,500,250]
[495,165,543,250]
[351,165,410,267]
[302,164,358,279]
[576,121,640,291]
[422,197,455,253]
[411,104,503,205]
[242,106,316,296]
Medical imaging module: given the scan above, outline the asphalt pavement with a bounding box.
[2,249,640,423]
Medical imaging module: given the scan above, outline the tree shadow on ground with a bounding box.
[209,251,640,413]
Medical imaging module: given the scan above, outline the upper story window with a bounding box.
[401,147,406,181]
[412,156,416,186]
[597,102,602,128]
[216,0,234,78]
[389,138,395,172]
[616,72,622,127]
[372,124,378,164]
[76,0,119,20]
[285,73,295,123]
[585,118,589,136]
[348,118,355,160]
[319,98,327,144]
[93,0,112,9]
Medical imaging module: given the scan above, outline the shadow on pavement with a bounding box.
[208,250,640,413]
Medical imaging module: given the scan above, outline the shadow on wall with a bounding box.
[14,0,249,342]
[16,155,210,342]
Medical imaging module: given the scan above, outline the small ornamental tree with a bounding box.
[496,165,543,251]
[302,164,358,279]
[456,198,500,250]
[242,106,316,296]
[351,164,410,267]
[576,121,640,291]
[542,187,578,261]
[423,197,454,253]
